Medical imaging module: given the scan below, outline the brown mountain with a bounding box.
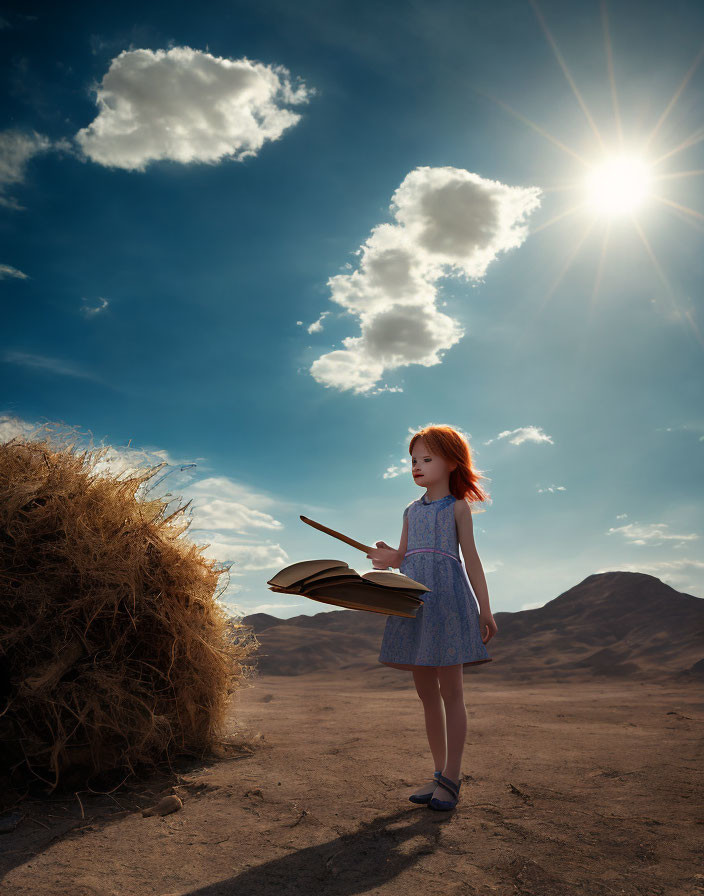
[242,571,704,682]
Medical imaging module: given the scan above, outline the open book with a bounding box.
[267,558,430,618]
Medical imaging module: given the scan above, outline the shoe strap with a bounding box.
[434,773,460,799]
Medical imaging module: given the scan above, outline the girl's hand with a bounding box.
[479,610,498,644]
[366,541,398,570]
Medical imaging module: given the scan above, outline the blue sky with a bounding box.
[1,0,703,618]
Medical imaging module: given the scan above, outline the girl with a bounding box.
[366,424,498,812]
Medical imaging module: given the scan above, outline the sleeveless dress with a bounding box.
[378,493,493,669]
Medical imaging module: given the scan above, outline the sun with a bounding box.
[585,155,652,216]
[479,0,704,338]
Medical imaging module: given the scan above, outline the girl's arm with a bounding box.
[366,512,409,569]
[455,499,492,613]
[394,514,409,567]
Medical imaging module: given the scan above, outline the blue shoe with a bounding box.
[428,773,461,811]
[408,770,442,804]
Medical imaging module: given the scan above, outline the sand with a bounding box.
[1,671,702,896]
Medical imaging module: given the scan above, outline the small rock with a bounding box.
[142,795,183,817]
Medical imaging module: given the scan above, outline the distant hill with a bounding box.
[240,572,704,682]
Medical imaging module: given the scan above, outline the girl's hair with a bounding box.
[409,424,491,511]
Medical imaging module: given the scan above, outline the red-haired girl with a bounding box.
[366,424,498,811]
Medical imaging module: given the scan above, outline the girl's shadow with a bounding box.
[183,807,448,896]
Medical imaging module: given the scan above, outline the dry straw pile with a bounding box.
[0,428,259,791]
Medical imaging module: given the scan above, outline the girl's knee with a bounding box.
[437,665,465,702]
[413,666,440,701]
[440,686,465,704]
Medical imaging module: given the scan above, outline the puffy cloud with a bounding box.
[310,166,541,394]
[185,476,284,534]
[383,459,411,480]
[75,46,311,171]
[306,310,331,333]
[0,414,37,443]
[0,128,52,209]
[194,534,289,574]
[484,426,554,446]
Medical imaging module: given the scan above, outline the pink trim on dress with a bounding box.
[404,548,461,564]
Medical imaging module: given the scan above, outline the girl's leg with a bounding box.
[411,666,447,795]
[434,664,466,794]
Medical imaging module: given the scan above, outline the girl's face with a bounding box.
[411,439,455,488]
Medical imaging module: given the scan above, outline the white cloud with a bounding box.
[660,421,704,441]
[185,479,284,534]
[0,128,52,209]
[2,350,102,381]
[611,558,704,572]
[0,414,39,443]
[81,296,109,316]
[307,310,331,333]
[309,166,541,394]
[606,521,700,547]
[484,426,554,446]
[383,459,411,479]
[0,263,29,280]
[74,46,311,171]
[192,532,289,573]
[537,484,566,493]
[482,559,503,574]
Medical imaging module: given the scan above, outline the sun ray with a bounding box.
[472,87,592,167]
[528,0,607,152]
[651,128,704,167]
[650,194,704,223]
[536,220,597,316]
[644,43,704,152]
[601,0,624,149]
[530,201,591,235]
[683,308,704,349]
[656,201,704,234]
[634,213,704,347]
[630,215,682,320]
[591,220,611,310]
[651,169,704,182]
[482,3,700,344]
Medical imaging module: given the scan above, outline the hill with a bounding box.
[241,571,703,681]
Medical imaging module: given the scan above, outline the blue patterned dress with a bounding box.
[378,493,493,669]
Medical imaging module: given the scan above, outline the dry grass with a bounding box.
[0,426,259,791]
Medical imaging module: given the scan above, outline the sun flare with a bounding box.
[585,155,652,215]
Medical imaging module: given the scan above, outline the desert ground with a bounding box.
[1,672,702,896]
[1,571,703,896]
